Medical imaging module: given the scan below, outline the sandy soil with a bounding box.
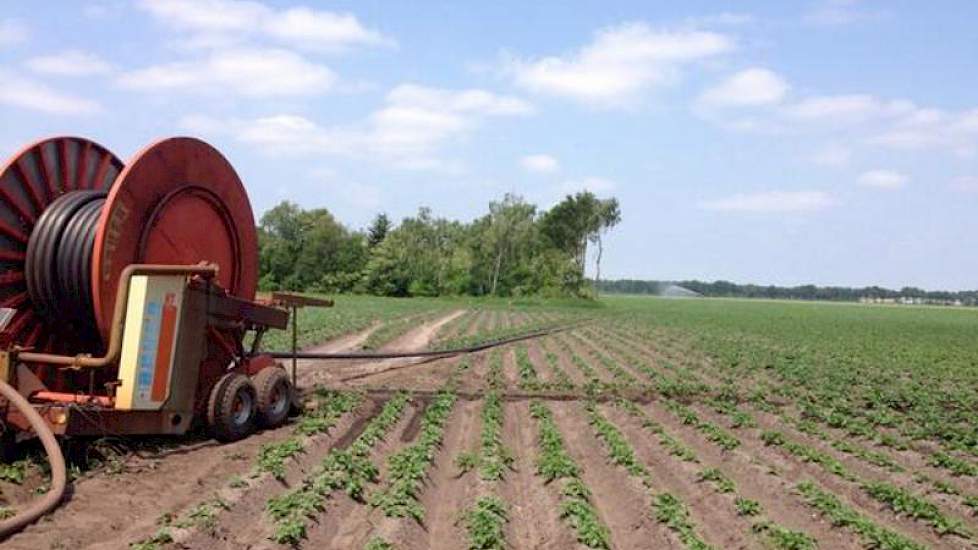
[6,314,966,550]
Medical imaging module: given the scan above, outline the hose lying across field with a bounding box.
[267,321,587,361]
[0,380,67,540]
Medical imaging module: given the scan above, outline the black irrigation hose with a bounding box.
[266,321,588,361]
[24,190,105,333]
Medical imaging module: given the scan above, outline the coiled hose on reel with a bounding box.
[25,190,107,340]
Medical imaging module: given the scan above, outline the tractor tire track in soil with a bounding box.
[375,398,483,550]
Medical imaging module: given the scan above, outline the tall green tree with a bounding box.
[588,198,621,293]
[485,194,536,295]
[367,213,391,248]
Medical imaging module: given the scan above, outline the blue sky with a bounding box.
[2,1,977,290]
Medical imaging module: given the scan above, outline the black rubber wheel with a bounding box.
[252,366,293,428]
[0,427,17,463]
[207,373,258,442]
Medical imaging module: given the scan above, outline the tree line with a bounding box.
[597,279,978,305]
[258,191,620,297]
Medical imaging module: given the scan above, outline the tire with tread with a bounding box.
[207,373,258,442]
[253,366,293,428]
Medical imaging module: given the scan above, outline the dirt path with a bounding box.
[294,323,379,387]
[325,310,466,384]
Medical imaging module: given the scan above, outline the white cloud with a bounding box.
[264,7,394,50]
[385,85,532,116]
[118,48,335,97]
[0,68,101,115]
[857,169,908,190]
[138,0,393,51]
[184,84,532,169]
[521,154,559,173]
[26,50,113,76]
[559,177,617,195]
[699,68,788,107]
[809,143,851,167]
[0,19,28,46]
[506,22,732,107]
[237,115,348,154]
[366,85,532,161]
[701,190,832,212]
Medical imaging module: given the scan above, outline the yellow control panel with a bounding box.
[115,275,185,411]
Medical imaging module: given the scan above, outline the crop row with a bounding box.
[584,402,712,549]
[600,324,976,544]
[461,351,513,549]
[797,481,924,550]
[596,322,978,507]
[529,401,612,548]
[610,321,978,535]
[608,315,978,479]
[611,398,818,550]
[587,326,935,549]
[257,390,363,480]
[266,392,412,544]
[761,430,970,539]
[369,390,457,521]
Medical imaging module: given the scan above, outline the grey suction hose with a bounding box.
[0,380,66,539]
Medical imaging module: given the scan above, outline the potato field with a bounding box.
[3,296,978,549]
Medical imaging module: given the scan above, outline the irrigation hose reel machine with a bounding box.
[0,136,304,448]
